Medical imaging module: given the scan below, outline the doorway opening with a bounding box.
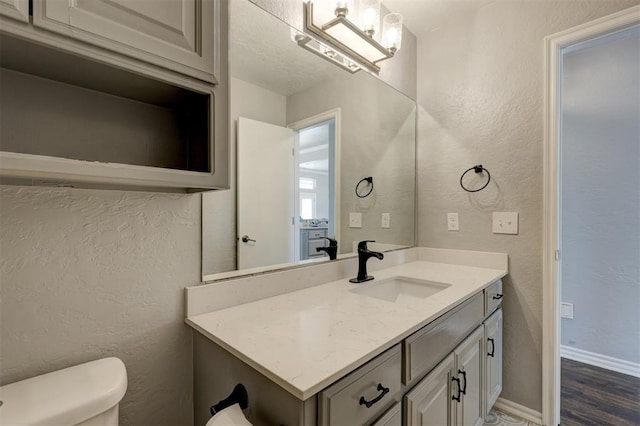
[289,109,341,262]
[543,6,640,426]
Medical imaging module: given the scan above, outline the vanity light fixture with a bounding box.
[303,0,403,74]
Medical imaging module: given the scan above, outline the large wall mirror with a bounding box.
[202,0,415,279]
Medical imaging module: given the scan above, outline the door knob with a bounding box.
[240,235,256,243]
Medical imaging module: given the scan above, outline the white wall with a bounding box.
[415,0,639,413]
[202,78,287,276]
[561,27,640,363]
[0,187,199,425]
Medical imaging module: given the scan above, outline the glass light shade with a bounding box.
[334,0,354,17]
[358,0,380,37]
[382,13,403,52]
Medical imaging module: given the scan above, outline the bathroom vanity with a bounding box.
[186,248,506,425]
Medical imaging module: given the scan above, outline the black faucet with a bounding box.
[316,237,338,260]
[349,240,384,283]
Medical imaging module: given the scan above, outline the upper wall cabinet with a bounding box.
[32,0,219,84]
[0,0,228,191]
[0,0,29,22]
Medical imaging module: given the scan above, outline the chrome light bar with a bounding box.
[303,1,395,74]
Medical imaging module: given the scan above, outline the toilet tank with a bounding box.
[0,357,127,426]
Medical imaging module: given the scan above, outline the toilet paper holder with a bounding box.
[210,384,249,416]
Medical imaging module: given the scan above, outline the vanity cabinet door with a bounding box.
[32,0,219,83]
[453,326,484,426]
[405,353,455,426]
[0,0,29,22]
[484,308,503,415]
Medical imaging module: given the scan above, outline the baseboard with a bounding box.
[494,397,543,425]
[561,345,640,378]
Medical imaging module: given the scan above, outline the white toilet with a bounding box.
[0,357,127,426]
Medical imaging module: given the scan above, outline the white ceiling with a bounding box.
[382,0,496,37]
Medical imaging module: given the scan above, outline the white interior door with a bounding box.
[237,117,295,269]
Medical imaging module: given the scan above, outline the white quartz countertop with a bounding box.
[187,257,506,400]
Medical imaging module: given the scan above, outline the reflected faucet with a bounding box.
[349,240,384,283]
[316,237,338,260]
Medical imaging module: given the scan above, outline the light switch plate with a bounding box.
[447,213,459,231]
[349,212,362,228]
[381,213,390,229]
[492,212,518,234]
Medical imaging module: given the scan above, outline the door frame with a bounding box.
[542,6,639,426]
[288,108,342,255]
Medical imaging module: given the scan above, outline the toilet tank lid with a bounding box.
[0,357,127,426]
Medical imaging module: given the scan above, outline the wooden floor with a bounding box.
[561,357,640,426]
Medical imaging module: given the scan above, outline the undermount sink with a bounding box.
[350,276,451,303]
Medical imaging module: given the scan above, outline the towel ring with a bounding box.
[460,165,491,193]
[355,177,374,198]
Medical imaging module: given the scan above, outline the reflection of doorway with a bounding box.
[543,7,640,426]
[289,109,341,261]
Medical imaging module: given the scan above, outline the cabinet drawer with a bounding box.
[485,280,503,315]
[371,402,401,426]
[309,238,328,254]
[403,292,483,385]
[319,345,402,426]
[308,229,328,239]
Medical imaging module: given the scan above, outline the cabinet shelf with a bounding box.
[0,33,228,191]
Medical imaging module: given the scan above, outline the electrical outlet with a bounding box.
[381,213,390,229]
[492,212,518,234]
[561,302,574,319]
[349,212,362,228]
[447,213,459,231]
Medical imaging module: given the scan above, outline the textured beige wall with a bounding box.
[415,0,639,412]
[0,187,199,425]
